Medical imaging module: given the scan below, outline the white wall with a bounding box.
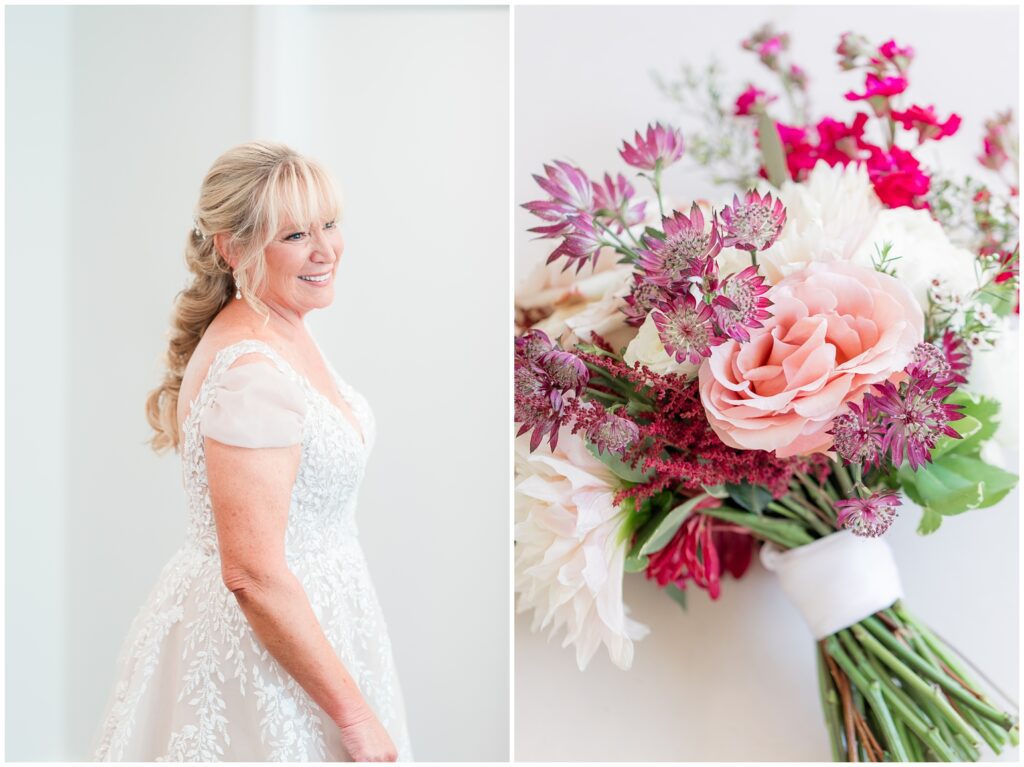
[515,5,1019,762]
[6,5,509,761]
[5,6,73,760]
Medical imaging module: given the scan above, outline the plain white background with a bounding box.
[515,5,1020,762]
[6,5,508,761]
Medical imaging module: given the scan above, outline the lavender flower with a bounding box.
[836,492,902,537]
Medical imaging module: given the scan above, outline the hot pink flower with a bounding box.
[867,147,931,209]
[877,39,915,70]
[844,73,908,101]
[735,85,777,117]
[698,262,924,457]
[891,105,961,144]
[619,123,685,171]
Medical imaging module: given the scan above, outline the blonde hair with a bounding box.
[145,140,341,453]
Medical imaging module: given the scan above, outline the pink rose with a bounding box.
[698,262,923,456]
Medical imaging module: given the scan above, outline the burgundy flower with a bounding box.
[836,492,901,537]
[645,511,754,599]
[829,400,886,470]
[522,161,594,238]
[892,105,961,144]
[719,190,787,251]
[711,265,773,343]
[592,173,646,231]
[515,328,554,361]
[638,203,722,288]
[735,85,776,117]
[619,123,685,171]
[939,329,972,384]
[537,348,589,401]
[865,377,965,470]
[651,293,721,365]
[905,342,954,385]
[621,273,669,327]
[586,412,640,456]
[514,362,563,452]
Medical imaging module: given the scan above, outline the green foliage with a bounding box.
[757,112,788,188]
[725,481,772,515]
[586,440,653,484]
[898,389,1017,533]
[629,493,709,559]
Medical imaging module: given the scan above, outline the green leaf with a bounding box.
[917,507,943,535]
[624,553,649,573]
[975,280,1017,317]
[630,494,708,558]
[701,483,730,499]
[930,414,982,460]
[663,583,687,611]
[899,452,1018,517]
[757,112,788,188]
[725,481,772,515]
[644,226,666,241]
[585,441,653,484]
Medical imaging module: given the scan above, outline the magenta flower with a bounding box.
[592,173,646,231]
[537,348,589,402]
[711,265,773,343]
[719,190,787,251]
[638,203,722,288]
[892,105,961,144]
[866,376,965,470]
[522,161,594,238]
[651,293,721,365]
[548,214,603,273]
[515,328,554,361]
[619,123,684,171]
[844,73,908,111]
[585,412,640,456]
[836,492,901,537]
[877,39,915,70]
[978,111,1015,171]
[940,329,972,384]
[830,400,887,470]
[787,64,808,90]
[735,85,777,117]
[621,273,669,327]
[514,362,563,452]
[868,147,931,209]
[905,342,954,385]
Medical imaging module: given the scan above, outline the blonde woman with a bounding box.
[92,141,412,761]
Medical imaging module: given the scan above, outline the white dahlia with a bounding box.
[515,429,648,670]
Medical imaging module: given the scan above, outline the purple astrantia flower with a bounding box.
[638,204,722,288]
[836,491,902,537]
[548,215,603,273]
[651,293,721,365]
[592,173,646,232]
[830,400,887,470]
[514,362,563,452]
[522,161,594,238]
[619,123,685,171]
[711,265,773,342]
[905,342,954,385]
[866,375,964,471]
[940,329,971,384]
[719,190,787,252]
[621,273,669,327]
[515,328,554,361]
[586,412,640,456]
[537,348,589,404]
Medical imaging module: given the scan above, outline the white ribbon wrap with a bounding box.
[760,530,903,640]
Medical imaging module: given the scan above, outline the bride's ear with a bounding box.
[213,232,239,271]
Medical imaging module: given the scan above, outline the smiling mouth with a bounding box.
[298,272,332,283]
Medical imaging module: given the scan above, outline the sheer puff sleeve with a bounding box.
[199,361,307,448]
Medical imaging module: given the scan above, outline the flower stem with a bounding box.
[831,460,855,499]
[817,643,846,761]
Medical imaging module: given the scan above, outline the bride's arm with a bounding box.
[204,437,397,762]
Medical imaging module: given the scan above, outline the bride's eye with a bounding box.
[324,220,337,230]
[285,231,306,241]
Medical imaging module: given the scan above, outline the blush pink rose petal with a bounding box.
[699,262,924,457]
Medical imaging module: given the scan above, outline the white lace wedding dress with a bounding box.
[92,338,414,761]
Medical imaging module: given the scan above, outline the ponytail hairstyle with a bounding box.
[145,140,341,453]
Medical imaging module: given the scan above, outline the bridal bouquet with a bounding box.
[515,26,1019,762]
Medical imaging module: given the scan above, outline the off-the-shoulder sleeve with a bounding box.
[199,362,307,448]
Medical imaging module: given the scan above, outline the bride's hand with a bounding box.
[337,705,398,762]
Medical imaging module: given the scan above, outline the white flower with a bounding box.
[758,161,881,283]
[622,312,700,379]
[516,247,636,350]
[854,206,980,310]
[515,429,648,670]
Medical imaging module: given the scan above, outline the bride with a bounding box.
[92,141,413,761]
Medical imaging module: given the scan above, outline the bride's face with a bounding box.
[261,215,343,315]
